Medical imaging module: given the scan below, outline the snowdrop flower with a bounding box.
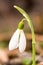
[9,20,26,53]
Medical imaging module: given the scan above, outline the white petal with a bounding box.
[9,29,20,50]
[19,30,26,53]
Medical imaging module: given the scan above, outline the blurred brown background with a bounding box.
[0,0,43,34]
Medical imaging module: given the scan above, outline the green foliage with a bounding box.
[22,58,32,65]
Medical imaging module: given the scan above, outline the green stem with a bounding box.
[14,5,36,65]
